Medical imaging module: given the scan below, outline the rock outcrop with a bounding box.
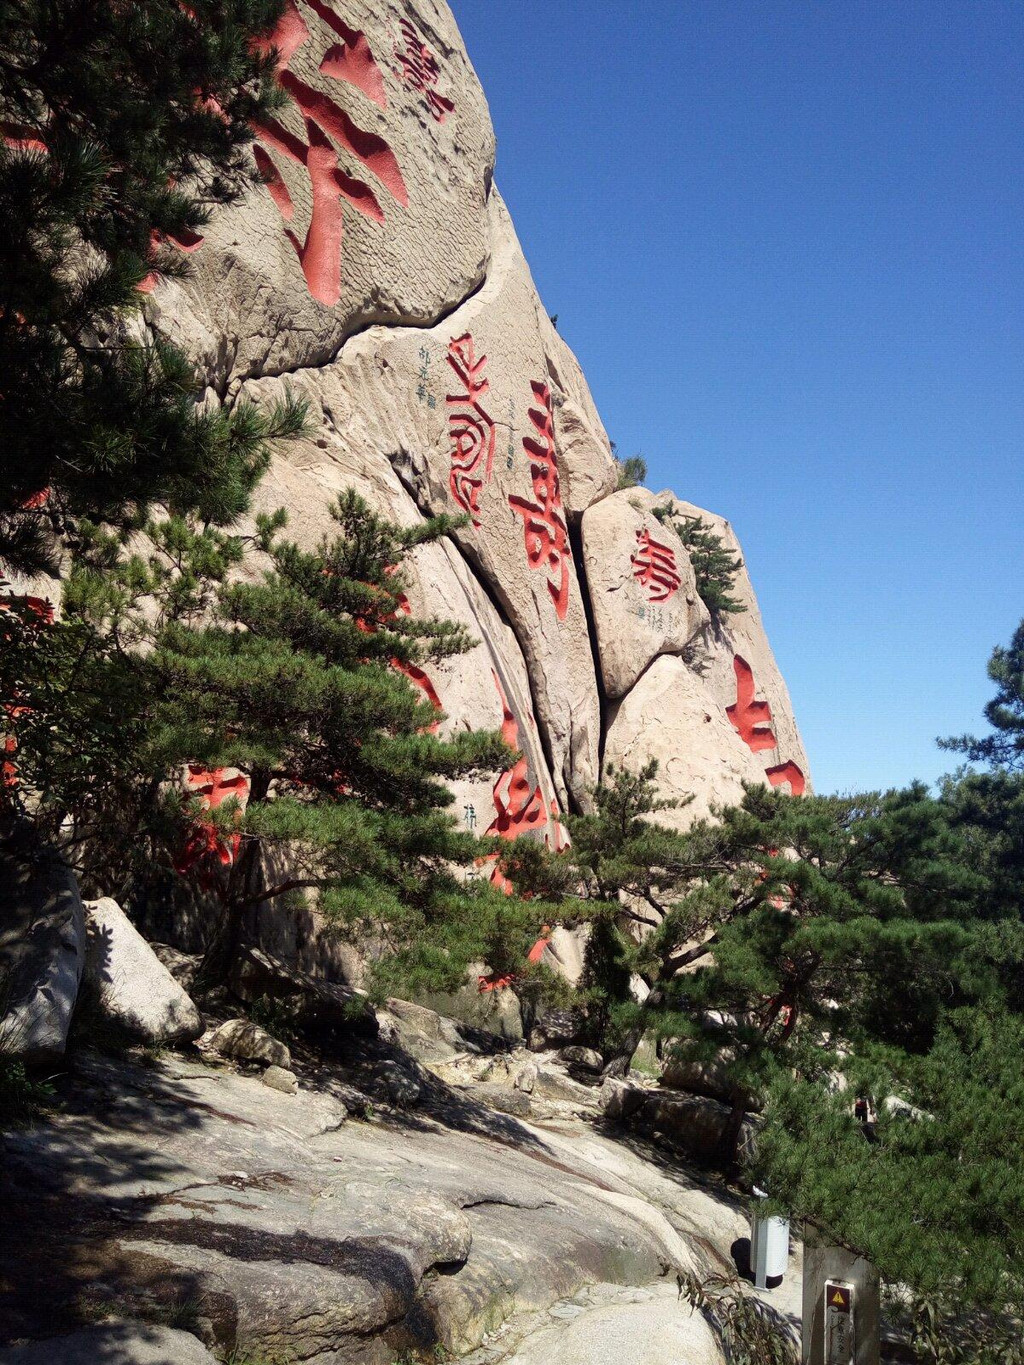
[82,898,204,1045]
[203,1018,291,1069]
[135,0,808,946]
[0,845,85,1064]
[0,1324,219,1365]
[0,1048,754,1361]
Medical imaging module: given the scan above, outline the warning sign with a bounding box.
[825,1281,855,1365]
[826,1282,852,1312]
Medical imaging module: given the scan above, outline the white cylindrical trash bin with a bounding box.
[750,1187,789,1289]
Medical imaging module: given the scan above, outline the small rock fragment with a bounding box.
[262,1065,298,1095]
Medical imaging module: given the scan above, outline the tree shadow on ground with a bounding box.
[0,1053,229,1348]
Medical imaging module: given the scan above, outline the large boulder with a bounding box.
[581,488,708,699]
[599,1076,647,1121]
[635,1089,757,1165]
[0,846,85,1064]
[150,0,497,385]
[0,1324,219,1364]
[604,654,768,826]
[632,491,811,796]
[82,899,203,1045]
[661,1044,763,1113]
[203,1018,291,1069]
[322,195,609,810]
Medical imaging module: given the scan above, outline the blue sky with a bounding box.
[450,0,1023,795]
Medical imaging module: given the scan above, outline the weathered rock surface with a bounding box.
[0,846,85,1064]
[149,944,201,995]
[499,1282,726,1365]
[82,899,204,1045]
[582,489,708,699]
[202,1018,291,1069]
[0,1323,219,1365]
[600,1076,648,1121]
[662,1043,763,1113]
[0,1048,753,1361]
[151,0,496,386]
[640,492,810,798]
[560,1046,603,1073]
[262,1064,298,1095]
[605,654,769,826]
[635,1090,758,1166]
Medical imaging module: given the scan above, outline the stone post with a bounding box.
[801,1227,880,1365]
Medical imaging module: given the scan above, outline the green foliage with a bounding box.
[4,490,549,993]
[0,0,293,571]
[678,1271,799,1365]
[0,1058,55,1123]
[940,618,1024,772]
[754,1010,1024,1319]
[891,1289,1024,1365]
[502,681,1024,1319]
[653,505,745,621]
[614,454,647,490]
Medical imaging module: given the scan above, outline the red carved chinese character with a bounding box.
[766,761,806,797]
[254,0,406,307]
[1,122,46,153]
[631,527,682,604]
[509,382,570,621]
[393,592,442,730]
[1,706,29,792]
[478,926,551,992]
[394,19,455,123]
[486,672,548,846]
[446,333,495,527]
[137,226,204,294]
[174,765,250,880]
[726,655,777,753]
[0,591,54,794]
[725,657,806,796]
[351,581,442,731]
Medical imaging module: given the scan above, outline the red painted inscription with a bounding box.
[726,655,806,796]
[631,527,682,604]
[394,18,455,123]
[446,333,496,527]
[726,655,777,753]
[174,765,250,880]
[254,0,406,306]
[509,382,570,620]
[766,761,806,797]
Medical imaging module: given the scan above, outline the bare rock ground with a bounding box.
[0,1029,799,1363]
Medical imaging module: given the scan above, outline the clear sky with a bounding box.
[450,0,1023,795]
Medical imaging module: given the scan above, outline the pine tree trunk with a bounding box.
[195,774,269,991]
[601,986,664,1079]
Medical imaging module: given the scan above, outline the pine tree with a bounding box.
[5,492,553,993]
[0,0,295,572]
[614,455,648,490]
[653,505,745,621]
[940,618,1024,771]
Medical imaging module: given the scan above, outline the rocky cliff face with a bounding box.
[147,0,808,868]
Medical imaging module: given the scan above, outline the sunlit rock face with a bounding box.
[138,0,808,886]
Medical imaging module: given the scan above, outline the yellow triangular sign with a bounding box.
[831,1290,845,1305]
